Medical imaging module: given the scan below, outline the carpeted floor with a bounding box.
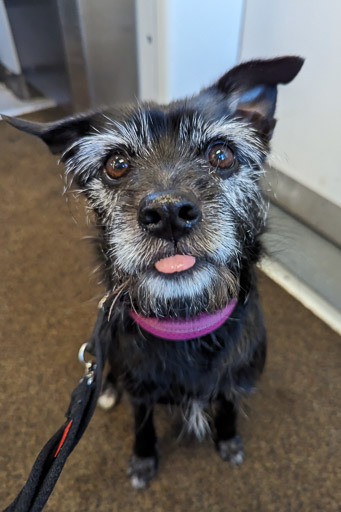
[0,112,340,512]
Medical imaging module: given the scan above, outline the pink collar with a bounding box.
[130,299,237,341]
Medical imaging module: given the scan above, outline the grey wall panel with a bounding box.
[5,0,138,110]
[77,0,138,108]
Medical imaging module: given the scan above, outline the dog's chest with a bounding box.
[111,321,244,404]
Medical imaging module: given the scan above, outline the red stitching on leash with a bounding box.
[54,419,73,458]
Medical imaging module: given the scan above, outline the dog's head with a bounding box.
[4,57,303,321]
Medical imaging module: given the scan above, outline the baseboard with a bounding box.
[261,203,341,332]
[259,256,341,336]
[263,166,341,248]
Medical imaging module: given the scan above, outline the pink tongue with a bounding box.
[155,255,196,274]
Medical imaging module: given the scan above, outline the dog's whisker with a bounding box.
[108,279,131,320]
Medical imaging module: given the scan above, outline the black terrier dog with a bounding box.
[4,56,303,488]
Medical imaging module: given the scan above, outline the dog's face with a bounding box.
[64,108,268,319]
[4,57,303,319]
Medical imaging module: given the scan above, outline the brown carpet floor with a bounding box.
[1,112,340,512]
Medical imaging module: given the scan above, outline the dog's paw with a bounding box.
[217,435,244,466]
[127,454,158,489]
[97,385,120,411]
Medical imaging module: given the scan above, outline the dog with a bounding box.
[3,56,303,489]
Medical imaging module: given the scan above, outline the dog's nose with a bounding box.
[138,190,202,241]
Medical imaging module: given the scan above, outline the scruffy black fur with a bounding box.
[4,56,303,488]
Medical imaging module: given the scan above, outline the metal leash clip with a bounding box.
[78,343,97,385]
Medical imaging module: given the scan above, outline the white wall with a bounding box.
[136,0,244,103]
[240,0,341,208]
[165,0,244,101]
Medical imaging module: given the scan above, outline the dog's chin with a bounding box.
[128,261,238,319]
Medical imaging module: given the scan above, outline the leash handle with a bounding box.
[4,303,112,512]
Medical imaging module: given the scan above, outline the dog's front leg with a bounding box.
[128,402,158,488]
[214,395,244,466]
[98,369,122,410]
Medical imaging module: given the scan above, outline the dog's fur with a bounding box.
[4,56,303,488]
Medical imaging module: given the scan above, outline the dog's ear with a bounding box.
[212,56,304,137]
[1,113,98,155]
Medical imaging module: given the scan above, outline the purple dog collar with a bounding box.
[130,299,237,341]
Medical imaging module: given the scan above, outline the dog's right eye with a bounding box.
[104,154,130,180]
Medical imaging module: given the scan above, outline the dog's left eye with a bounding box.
[104,154,130,179]
[206,142,236,173]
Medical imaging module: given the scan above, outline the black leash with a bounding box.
[4,299,113,512]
